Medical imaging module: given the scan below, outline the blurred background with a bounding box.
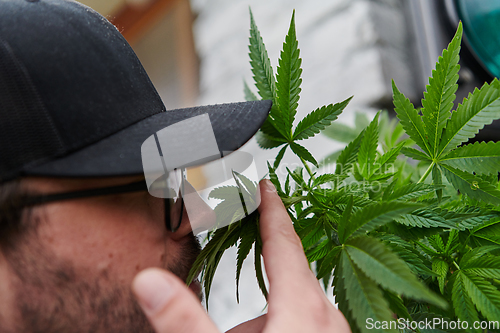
[78,0,499,330]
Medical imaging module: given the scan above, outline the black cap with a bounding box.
[0,0,271,182]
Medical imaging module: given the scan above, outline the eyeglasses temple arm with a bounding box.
[22,180,148,207]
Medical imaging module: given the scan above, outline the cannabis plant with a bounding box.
[188,10,500,333]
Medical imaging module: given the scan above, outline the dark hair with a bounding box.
[0,179,31,249]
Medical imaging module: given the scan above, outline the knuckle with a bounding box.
[261,224,302,251]
[303,296,337,329]
[276,226,302,247]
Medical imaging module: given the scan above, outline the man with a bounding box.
[0,0,350,332]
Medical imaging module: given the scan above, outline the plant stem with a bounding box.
[453,260,460,270]
[418,161,435,183]
[300,156,314,178]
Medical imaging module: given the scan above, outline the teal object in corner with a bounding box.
[455,0,500,78]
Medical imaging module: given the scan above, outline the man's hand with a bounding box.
[132,179,351,333]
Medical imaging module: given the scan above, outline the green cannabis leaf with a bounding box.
[250,9,351,169]
[393,22,500,205]
[188,12,500,333]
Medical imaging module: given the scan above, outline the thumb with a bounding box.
[132,268,219,333]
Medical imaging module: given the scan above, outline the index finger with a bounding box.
[257,180,317,294]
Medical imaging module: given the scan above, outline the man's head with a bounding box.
[0,0,270,331]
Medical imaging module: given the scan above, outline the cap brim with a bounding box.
[25,100,271,177]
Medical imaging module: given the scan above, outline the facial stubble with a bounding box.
[2,228,202,333]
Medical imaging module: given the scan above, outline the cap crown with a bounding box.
[0,0,165,182]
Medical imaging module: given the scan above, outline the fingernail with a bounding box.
[262,179,277,193]
[133,269,173,315]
